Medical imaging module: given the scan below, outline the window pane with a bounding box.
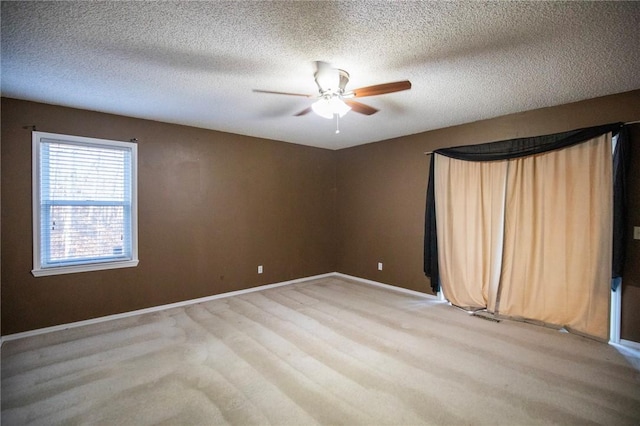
[45,205,130,264]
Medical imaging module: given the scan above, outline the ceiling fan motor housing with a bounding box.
[315,68,350,95]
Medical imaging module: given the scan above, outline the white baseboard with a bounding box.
[3,271,636,350]
[619,339,640,352]
[1,272,335,344]
[0,272,457,344]
[334,272,437,299]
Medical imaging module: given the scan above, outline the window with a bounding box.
[32,131,138,276]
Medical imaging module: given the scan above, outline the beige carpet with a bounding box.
[2,276,640,425]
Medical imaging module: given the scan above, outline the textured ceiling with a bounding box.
[2,1,640,150]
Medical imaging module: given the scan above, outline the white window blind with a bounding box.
[32,132,138,276]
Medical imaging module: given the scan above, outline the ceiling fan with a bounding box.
[253,61,411,125]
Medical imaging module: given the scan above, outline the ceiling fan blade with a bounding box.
[350,80,412,98]
[344,99,378,115]
[253,89,313,97]
[294,107,312,116]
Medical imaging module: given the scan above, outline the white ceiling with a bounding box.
[2,1,640,150]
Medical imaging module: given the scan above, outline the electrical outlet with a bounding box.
[634,227,640,240]
[377,262,383,271]
[258,265,263,274]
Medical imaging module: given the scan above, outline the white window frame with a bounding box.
[32,131,139,277]
[610,133,621,344]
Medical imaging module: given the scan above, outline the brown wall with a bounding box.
[1,98,337,335]
[335,89,640,341]
[3,90,640,341]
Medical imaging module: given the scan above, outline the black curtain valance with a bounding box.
[424,122,628,293]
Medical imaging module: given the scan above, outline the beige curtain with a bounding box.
[434,156,507,312]
[434,134,612,340]
[497,134,612,340]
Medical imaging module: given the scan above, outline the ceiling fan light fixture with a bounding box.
[311,96,351,119]
[253,61,410,123]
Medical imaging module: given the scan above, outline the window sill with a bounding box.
[32,259,139,277]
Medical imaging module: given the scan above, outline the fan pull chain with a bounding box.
[335,114,340,134]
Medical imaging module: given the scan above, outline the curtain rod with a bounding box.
[23,125,138,142]
[423,120,640,155]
